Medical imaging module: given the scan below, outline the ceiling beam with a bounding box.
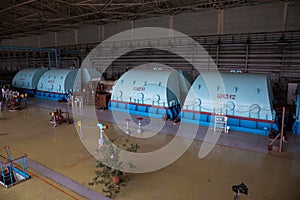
[0,0,36,14]
[0,0,281,40]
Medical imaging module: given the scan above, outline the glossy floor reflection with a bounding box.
[0,100,299,200]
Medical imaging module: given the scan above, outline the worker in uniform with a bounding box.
[1,87,5,101]
[6,89,10,102]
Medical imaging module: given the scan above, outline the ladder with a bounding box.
[213,114,228,133]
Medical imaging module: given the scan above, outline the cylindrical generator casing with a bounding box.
[109,67,192,120]
[12,68,48,95]
[73,68,102,92]
[292,84,300,134]
[35,69,78,101]
[181,72,278,135]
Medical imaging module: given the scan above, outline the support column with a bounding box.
[169,15,174,37]
[37,35,40,48]
[74,29,78,45]
[54,32,58,47]
[22,37,25,46]
[98,25,101,41]
[245,44,249,72]
[131,20,134,37]
[131,20,134,30]
[282,1,289,32]
[217,9,224,35]
[216,45,220,67]
[101,25,105,41]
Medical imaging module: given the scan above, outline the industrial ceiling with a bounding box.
[0,0,282,40]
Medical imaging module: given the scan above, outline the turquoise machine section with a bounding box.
[35,68,78,101]
[292,84,300,134]
[180,72,278,135]
[12,68,48,95]
[73,68,102,93]
[109,67,192,120]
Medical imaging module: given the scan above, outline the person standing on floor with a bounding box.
[1,87,5,101]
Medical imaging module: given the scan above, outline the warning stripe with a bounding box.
[61,155,93,170]
[181,109,275,124]
[28,170,79,200]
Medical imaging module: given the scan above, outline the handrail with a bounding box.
[0,45,59,68]
[57,30,300,49]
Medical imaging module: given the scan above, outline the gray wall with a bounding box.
[224,2,283,34]
[77,25,100,44]
[23,35,38,47]
[39,33,55,47]
[104,21,132,38]
[57,30,75,46]
[134,15,169,29]
[1,2,300,47]
[286,1,300,31]
[174,11,218,36]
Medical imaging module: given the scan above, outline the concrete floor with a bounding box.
[0,98,300,200]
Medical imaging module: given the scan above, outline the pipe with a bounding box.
[0,45,59,69]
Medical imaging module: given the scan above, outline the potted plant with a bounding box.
[89,138,140,198]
